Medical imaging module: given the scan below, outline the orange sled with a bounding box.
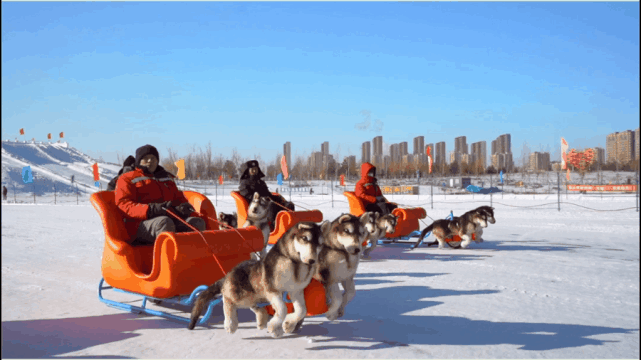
[230,191,323,245]
[91,190,264,326]
[343,191,427,242]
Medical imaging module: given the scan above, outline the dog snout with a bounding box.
[354,248,360,255]
[308,259,315,265]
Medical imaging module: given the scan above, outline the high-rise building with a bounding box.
[435,142,446,167]
[634,128,639,161]
[283,142,291,170]
[592,147,605,166]
[607,130,636,165]
[372,136,383,157]
[491,134,512,170]
[321,141,330,157]
[455,136,468,155]
[390,143,401,163]
[346,155,356,173]
[529,152,551,171]
[400,142,408,156]
[470,141,487,169]
[310,151,323,173]
[491,139,497,155]
[361,141,371,164]
[413,136,424,155]
[616,130,635,165]
[606,132,618,164]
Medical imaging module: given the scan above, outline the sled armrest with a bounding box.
[268,210,324,245]
[183,191,219,230]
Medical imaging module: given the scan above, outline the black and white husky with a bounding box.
[242,192,272,259]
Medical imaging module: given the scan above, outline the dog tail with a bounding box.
[411,223,435,250]
[188,279,224,330]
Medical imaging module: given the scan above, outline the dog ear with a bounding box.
[252,192,260,201]
[338,214,352,224]
[320,220,331,234]
[297,222,313,231]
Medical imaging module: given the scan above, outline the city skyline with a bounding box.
[2,2,638,165]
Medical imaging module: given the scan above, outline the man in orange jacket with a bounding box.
[115,144,206,245]
[355,162,397,215]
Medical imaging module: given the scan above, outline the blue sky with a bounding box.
[2,2,639,166]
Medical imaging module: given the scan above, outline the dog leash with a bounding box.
[163,208,228,276]
[269,197,312,212]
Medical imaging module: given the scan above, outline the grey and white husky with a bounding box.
[188,221,324,337]
[360,212,398,258]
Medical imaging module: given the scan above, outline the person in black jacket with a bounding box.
[107,155,136,191]
[238,160,295,226]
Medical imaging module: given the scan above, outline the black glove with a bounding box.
[174,202,195,219]
[147,201,172,219]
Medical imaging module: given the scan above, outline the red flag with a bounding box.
[340,174,345,186]
[20,128,25,135]
[47,133,52,140]
[59,132,64,138]
[280,155,289,180]
[219,175,224,185]
[92,163,100,181]
[426,145,431,157]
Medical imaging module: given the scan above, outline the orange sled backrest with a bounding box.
[343,191,367,217]
[231,190,280,226]
[267,210,324,245]
[386,207,427,238]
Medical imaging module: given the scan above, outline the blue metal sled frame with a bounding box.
[98,278,221,326]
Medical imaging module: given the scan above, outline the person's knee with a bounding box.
[154,216,176,234]
[187,217,206,231]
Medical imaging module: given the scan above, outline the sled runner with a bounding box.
[91,190,264,326]
[344,191,427,242]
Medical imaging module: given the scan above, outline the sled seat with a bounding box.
[91,190,264,299]
[344,191,426,239]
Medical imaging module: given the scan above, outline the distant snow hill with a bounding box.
[1,140,121,195]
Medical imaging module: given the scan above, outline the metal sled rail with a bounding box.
[98,278,222,326]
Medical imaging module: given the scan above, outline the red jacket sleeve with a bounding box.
[115,175,150,220]
[355,180,378,204]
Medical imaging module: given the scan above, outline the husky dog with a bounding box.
[361,212,398,258]
[472,206,495,243]
[242,192,272,259]
[314,214,368,321]
[459,206,496,245]
[218,212,238,229]
[419,217,465,249]
[188,221,324,337]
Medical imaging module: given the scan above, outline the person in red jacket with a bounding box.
[115,144,206,245]
[355,162,398,215]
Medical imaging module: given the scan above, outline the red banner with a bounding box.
[568,184,637,192]
[47,133,52,140]
[340,174,345,186]
[60,132,64,138]
[92,163,100,181]
[219,175,224,185]
[281,155,289,180]
[20,128,25,135]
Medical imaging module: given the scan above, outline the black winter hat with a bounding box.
[240,160,265,179]
[135,145,160,167]
[123,155,136,167]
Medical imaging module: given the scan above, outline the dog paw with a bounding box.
[326,311,339,321]
[283,319,298,334]
[267,320,284,338]
[337,307,345,318]
[224,320,238,334]
[257,315,270,330]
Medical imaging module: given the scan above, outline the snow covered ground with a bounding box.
[2,192,639,359]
